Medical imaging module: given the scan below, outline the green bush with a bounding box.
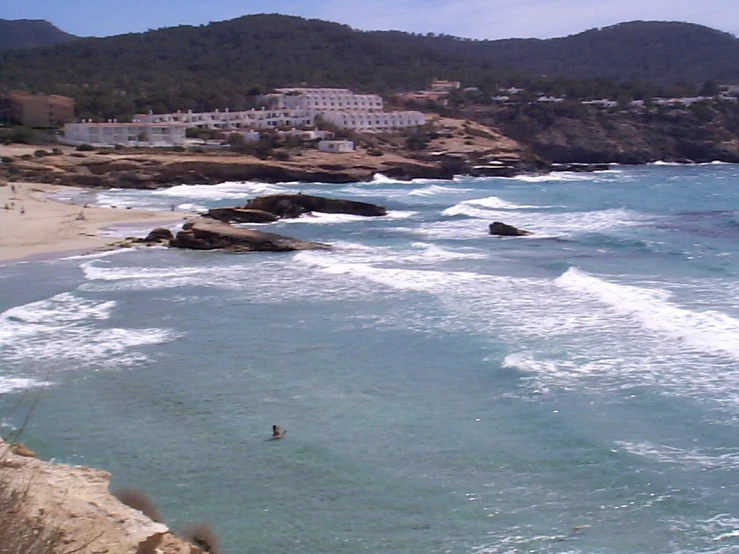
[76,143,95,152]
[33,150,49,158]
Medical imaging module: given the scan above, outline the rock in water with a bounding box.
[170,218,331,252]
[244,193,387,218]
[143,227,174,243]
[489,221,532,236]
[205,207,279,224]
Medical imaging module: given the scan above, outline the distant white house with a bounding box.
[318,140,355,153]
[63,121,187,147]
[582,99,618,108]
[278,128,335,141]
[430,80,461,92]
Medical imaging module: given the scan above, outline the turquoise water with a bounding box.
[2,164,739,553]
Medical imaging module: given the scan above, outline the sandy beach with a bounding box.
[0,179,188,263]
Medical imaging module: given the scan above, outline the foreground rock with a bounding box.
[0,439,195,553]
[170,218,331,252]
[489,221,532,236]
[244,193,387,218]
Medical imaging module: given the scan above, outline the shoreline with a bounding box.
[0,181,190,264]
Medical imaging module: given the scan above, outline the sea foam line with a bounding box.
[555,267,739,361]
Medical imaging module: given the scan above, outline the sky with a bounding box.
[2,0,738,40]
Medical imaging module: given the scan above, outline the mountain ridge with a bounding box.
[0,18,77,50]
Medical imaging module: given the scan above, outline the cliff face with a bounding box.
[477,103,739,164]
[0,440,197,554]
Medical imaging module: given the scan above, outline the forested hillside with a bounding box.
[412,21,739,85]
[0,18,77,50]
[1,15,737,120]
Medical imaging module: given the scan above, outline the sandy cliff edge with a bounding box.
[0,439,198,553]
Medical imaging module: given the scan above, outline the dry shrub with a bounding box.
[180,522,222,554]
[0,477,63,553]
[112,487,163,523]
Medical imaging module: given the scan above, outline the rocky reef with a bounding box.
[242,193,387,218]
[169,218,332,252]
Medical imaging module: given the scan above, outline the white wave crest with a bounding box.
[0,292,181,368]
[151,181,285,200]
[616,440,739,470]
[0,376,50,394]
[555,267,739,361]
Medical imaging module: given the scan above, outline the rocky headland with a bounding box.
[466,104,739,164]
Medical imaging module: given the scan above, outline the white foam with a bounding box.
[555,267,739,361]
[81,260,211,282]
[60,248,137,262]
[0,377,49,394]
[402,242,487,263]
[408,184,466,197]
[278,210,415,225]
[651,160,685,166]
[508,172,602,183]
[443,195,546,217]
[615,440,739,470]
[425,207,648,240]
[152,181,284,200]
[0,292,181,368]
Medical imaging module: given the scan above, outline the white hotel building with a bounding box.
[268,88,384,112]
[62,121,187,147]
[63,88,425,147]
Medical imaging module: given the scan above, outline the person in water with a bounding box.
[272,424,281,437]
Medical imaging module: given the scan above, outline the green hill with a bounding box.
[1,15,737,120]
[413,21,739,85]
[0,18,77,50]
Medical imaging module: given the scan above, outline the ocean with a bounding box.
[2,163,739,553]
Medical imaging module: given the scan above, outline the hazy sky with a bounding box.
[3,0,738,40]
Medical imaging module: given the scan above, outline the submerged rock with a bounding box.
[170,218,331,252]
[489,221,532,236]
[244,193,387,218]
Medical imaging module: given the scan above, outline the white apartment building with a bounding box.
[134,109,316,130]
[270,88,383,112]
[320,110,425,133]
[128,88,423,136]
[63,121,187,147]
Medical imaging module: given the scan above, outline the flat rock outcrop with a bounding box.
[489,221,532,236]
[0,439,196,554]
[170,218,331,252]
[244,193,387,218]
[205,207,279,223]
